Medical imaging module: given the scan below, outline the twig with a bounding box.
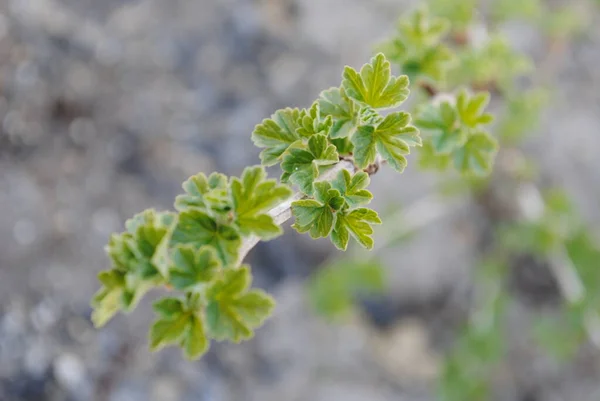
[235,160,357,265]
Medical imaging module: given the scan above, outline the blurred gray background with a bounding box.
[1,0,600,400]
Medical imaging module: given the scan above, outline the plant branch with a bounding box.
[235,159,357,266]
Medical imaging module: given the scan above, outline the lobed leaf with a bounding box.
[318,87,357,139]
[331,208,382,250]
[169,245,221,291]
[331,169,373,208]
[291,182,345,239]
[171,210,241,266]
[205,266,275,343]
[230,166,292,240]
[281,134,339,194]
[452,132,498,176]
[342,53,410,109]
[353,111,420,172]
[175,172,229,213]
[251,108,303,166]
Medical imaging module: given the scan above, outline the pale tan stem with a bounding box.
[235,160,356,266]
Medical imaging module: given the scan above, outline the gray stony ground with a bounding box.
[1,0,600,400]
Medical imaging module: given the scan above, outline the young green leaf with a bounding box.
[169,246,221,290]
[456,90,494,128]
[183,315,209,359]
[331,169,373,208]
[291,182,345,239]
[342,53,410,109]
[150,296,210,359]
[318,87,357,139]
[416,101,467,154]
[174,172,229,213]
[90,270,126,327]
[205,266,275,343]
[150,312,190,351]
[153,297,185,319]
[281,133,339,194]
[452,132,498,176]
[378,7,455,85]
[251,108,303,166]
[171,210,241,266]
[230,165,292,240]
[353,111,421,172]
[417,141,452,171]
[331,207,382,250]
[297,102,334,138]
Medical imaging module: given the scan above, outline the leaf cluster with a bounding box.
[252,53,422,250]
[378,7,455,86]
[415,89,498,176]
[92,166,290,359]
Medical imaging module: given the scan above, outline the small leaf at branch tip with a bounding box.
[342,53,410,109]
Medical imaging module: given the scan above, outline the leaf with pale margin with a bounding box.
[230,165,292,240]
[318,87,356,139]
[291,182,345,238]
[281,134,339,194]
[353,111,420,172]
[331,208,382,250]
[169,245,220,290]
[90,270,126,327]
[171,210,241,266]
[205,266,275,343]
[297,102,333,138]
[149,298,209,360]
[331,169,373,208]
[92,210,176,326]
[251,108,303,166]
[175,172,229,213]
[452,132,498,176]
[342,53,410,109]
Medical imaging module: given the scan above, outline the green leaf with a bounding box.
[291,182,345,239]
[171,210,241,266]
[452,132,498,176]
[331,169,373,208]
[174,172,229,213]
[342,53,410,109]
[281,133,339,194]
[330,137,354,155]
[182,314,209,359]
[417,141,452,171]
[297,102,334,138]
[251,108,303,166]
[416,101,466,154]
[353,111,420,172]
[92,210,176,326]
[456,90,494,128]
[153,297,185,319]
[230,165,292,240]
[91,270,126,327]
[150,312,190,351]
[331,208,382,250]
[169,246,221,290]
[149,297,209,359]
[206,266,275,342]
[318,87,357,139]
[378,8,455,85]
